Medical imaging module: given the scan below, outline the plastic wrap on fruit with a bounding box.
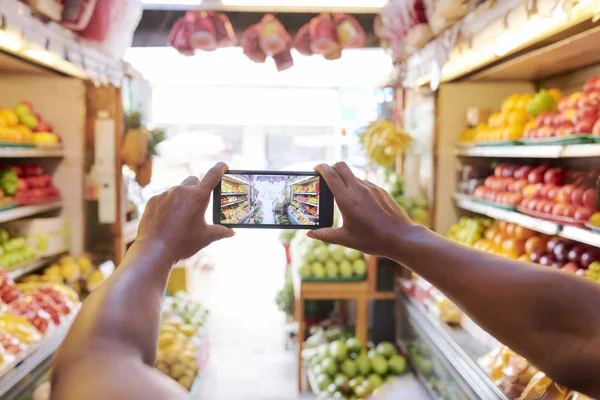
[518,372,569,400]
[190,11,217,51]
[566,392,595,400]
[258,14,289,55]
[168,12,195,56]
[324,43,342,61]
[273,47,294,72]
[309,13,339,55]
[333,13,366,48]
[209,12,237,48]
[241,24,267,63]
[293,22,313,56]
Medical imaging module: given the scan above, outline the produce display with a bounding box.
[19,255,110,299]
[0,229,37,271]
[122,112,166,187]
[156,292,207,391]
[473,163,599,225]
[380,169,430,226]
[11,164,61,205]
[241,14,294,71]
[361,120,413,167]
[0,102,61,147]
[302,336,408,399]
[0,269,78,368]
[168,11,237,55]
[446,216,600,277]
[297,237,368,281]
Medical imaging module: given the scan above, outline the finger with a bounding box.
[181,176,200,186]
[332,162,358,187]
[207,225,236,242]
[307,227,348,246]
[315,164,347,194]
[199,162,229,191]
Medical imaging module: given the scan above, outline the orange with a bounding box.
[501,94,519,112]
[498,221,508,233]
[518,254,532,263]
[508,109,529,127]
[516,93,533,110]
[502,125,524,140]
[485,228,498,242]
[505,223,516,238]
[493,232,505,250]
[547,88,562,103]
[514,225,536,240]
[524,236,547,255]
[590,212,600,228]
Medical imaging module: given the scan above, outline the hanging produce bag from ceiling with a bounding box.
[293,13,365,60]
[241,14,293,72]
[61,0,98,31]
[423,0,470,35]
[167,11,237,55]
[378,0,433,62]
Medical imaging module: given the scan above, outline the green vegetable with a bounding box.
[0,169,18,196]
[275,280,294,316]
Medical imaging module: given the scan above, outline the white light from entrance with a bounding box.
[220,0,386,7]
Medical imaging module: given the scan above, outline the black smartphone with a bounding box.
[213,170,334,229]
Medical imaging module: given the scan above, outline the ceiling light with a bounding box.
[220,0,386,7]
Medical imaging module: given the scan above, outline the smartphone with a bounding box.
[213,170,334,229]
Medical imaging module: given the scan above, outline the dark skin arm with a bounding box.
[309,162,600,398]
[51,163,234,400]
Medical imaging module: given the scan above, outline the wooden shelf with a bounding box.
[0,147,64,158]
[0,202,62,224]
[455,144,600,158]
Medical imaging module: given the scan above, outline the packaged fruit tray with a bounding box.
[475,140,522,147]
[472,197,517,211]
[517,206,587,228]
[301,274,367,282]
[519,134,594,146]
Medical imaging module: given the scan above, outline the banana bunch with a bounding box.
[361,120,413,167]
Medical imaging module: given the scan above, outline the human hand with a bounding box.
[307,162,415,259]
[136,162,235,263]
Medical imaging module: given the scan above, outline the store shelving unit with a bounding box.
[0,309,78,399]
[293,251,397,392]
[290,177,319,227]
[0,148,64,158]
[6,253,66,280]
[220,176,252,225]
[455,143,600,159]
[0,202,62,225]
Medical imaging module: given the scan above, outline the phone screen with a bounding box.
[219,173,321,226]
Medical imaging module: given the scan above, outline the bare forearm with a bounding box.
[394,225,600,392]
[55,240,174,370]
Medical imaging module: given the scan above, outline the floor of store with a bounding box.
[194,229,314,400]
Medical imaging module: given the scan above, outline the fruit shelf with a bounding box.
[0,202,62,225]
[400,294,508,400]
[0,147,64,158]
[454,193,600,248]
[221,199,246,207]
[455,143,600,159]
[294,192,317,195]
[295,200,318,207]
[0,308,79,398]
[6,253,66,280]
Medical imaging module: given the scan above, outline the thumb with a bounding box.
[207,225,236,243]
[307,227,347,246]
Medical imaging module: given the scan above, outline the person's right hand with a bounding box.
[307,162,416,259]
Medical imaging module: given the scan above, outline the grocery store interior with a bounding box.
[1,0,600,399]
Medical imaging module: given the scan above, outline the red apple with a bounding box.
[574,207,592,221]
[523,129,535,138]
[575,118,596,134]
[485,176,496,188]
[514,166,534,180]
[557,184,576,204]
[547,185,559,201]
[583,188,597,211]
[546,238,562,253]
[552,203,567,216]
[539,254,554,266]
[512,179,528,194]
[474,186,486,198]
[552,113,565,126]
[543,113,556,126]
[562,205,578,218]
[502,165,517,178]
[580,249,599,269]
[553,241,572,262]
[568,92,585,108]
[542,201,554,214]
[576,106,598,122]
[530,251,543,264]
[571,186,586,206]
[527,199,538,210]
[535,200,548,213]
[568,245,586,262]
[528,168,545,184]
[494,164,507,178]
[543,168,566,185]
[558,98,569,111]
[588,91,600,106]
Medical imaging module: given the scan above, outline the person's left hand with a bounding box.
[136,162,235,263]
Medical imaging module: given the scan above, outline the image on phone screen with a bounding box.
[219,174,320,226]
